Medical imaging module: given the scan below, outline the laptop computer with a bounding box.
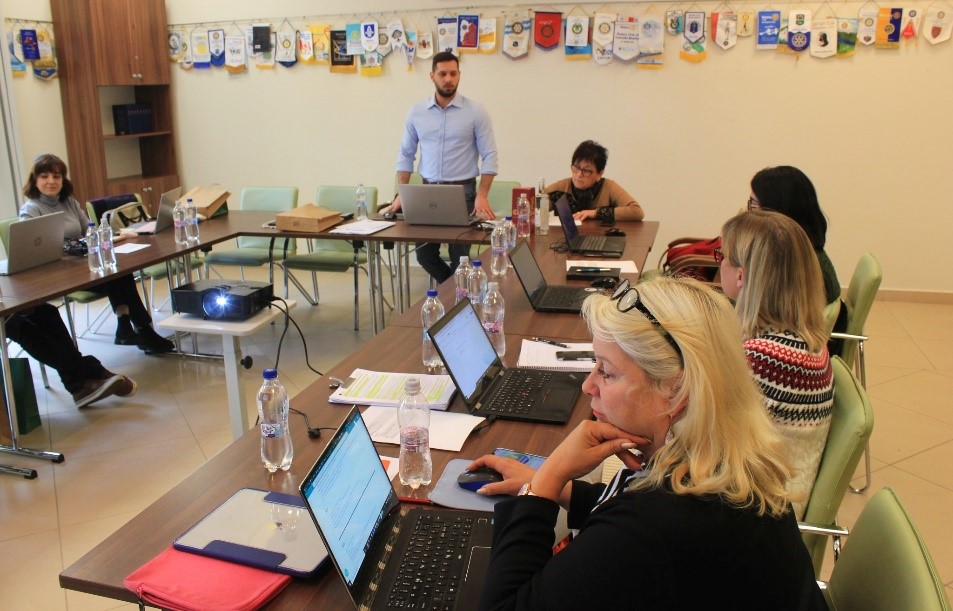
[428,298,582,424]
[300,407,493,611]
[509,240,592,313]
[553,195,626,258]
[0,212,65,275]
[132,186,183,234]
[398,184,474,227]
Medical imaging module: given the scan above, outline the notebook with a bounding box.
[300,407,493,611]
[398,184,474,227]
[508,240,592,313]
[133,186,182,234]
[173,487,328,578]
[0,212,65,275]
[553,195,626,258]
[428,298,582,424]
[516,339,596,372]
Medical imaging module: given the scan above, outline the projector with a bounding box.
[171,280,274,321]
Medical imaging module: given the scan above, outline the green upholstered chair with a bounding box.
[487,180,521,220]
[798,356,874,578]
[819,487,951,611]
[829,253,882,493]
[281,186,379,330]
[205,187,298,288]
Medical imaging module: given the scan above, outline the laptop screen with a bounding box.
[508,240,547,299]
[553,195,579,242]
[428,299,500,403]
[300,408,398,589]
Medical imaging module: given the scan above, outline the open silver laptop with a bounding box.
[0,212,65,275]
[397,184,473,226]
[133,186,182,234]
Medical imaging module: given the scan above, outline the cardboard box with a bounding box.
[275,204,343,233]
[180,185,230,218]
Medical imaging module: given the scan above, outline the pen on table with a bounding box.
[398,496,434,505]
[531,337,569,348]
[576,267,612,272]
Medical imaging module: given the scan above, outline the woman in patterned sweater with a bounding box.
[718,209,834,519]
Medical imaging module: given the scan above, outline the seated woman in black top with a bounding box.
[468,276,825,610]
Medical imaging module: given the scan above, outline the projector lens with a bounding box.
[202,289,230,318]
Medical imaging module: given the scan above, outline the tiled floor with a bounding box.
[1,267,952,609]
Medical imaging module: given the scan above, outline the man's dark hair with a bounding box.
[572,140,609,173]
[431,51,459,71]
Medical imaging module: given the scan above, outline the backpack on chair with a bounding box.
[657,236,722,282]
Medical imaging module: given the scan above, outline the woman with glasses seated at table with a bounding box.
[717,209,833,520]
[19,154,174,354]
[543,140,644,224]
[468,276,825,610]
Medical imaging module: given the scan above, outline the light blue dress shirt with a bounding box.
[396,94,498,182]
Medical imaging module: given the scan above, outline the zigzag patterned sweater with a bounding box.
[746,330,834,519]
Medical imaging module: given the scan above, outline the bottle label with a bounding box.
[483,320,503,334]
[89,246,100,254]
[261,422,282,438]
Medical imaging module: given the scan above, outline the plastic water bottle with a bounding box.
[516,193,531,239]
[503,216,517,251]
[537,191,550,236]
[398,377,432,489]
[98,217,117,273]
[454,256,472,304]
[421,289,445,370]
[172,197,188,246]
[85,222,103,274]
[185,197,200,245]
[489,223,508,277]
[355,183,368,221]
[257,368,293,473]
[483,282,506,356]
[468,260,488,319]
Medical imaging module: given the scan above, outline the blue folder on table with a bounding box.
[173,487,328,578]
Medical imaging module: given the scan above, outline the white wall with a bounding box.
[5,0,952,295]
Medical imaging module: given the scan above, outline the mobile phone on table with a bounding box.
[556,350,595,361]
[493,448,547,469]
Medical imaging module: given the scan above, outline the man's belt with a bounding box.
[422,178,476,185]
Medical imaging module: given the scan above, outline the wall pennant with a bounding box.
[712,12,738,49]
[32,27,57,80]
[836,18,859,56]
[924,5,953,44]
[564,16,592,59]
[377,30,392,57]
[592,13,616,65]
[276,30,297,67]
[787,10,812,53]
[875,7,903,48]
[192,30,211,69]
[209,29,226,67]
[458,14,479,50]
[666,9,684,34]
[224,35,246,73]
[345,23,363,55]
[437,17,457,53]
[811,18,838,57]
[478,18,497,53]
[535,11,562,49]
[8,33,27,77]
[388,20,407,55]
[857,7,879,45]
[359,51,383,77]
[405,30,417,68]
[613,18,640,61]
[417,31,435,59]
[900,8,921,41]
[311,25,331,64]
[680,11,707,62]
[637,16,665,68]
[361,21,379,53]
[330,30,356,73]
[738,12,756,37]
[503,13,531,59]
[757,11,782,49]
[20,29,40,60]
[168,30,184,62]
[257,33,276,68]
[298,29,315,63]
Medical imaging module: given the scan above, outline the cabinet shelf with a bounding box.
[103,130,173,141]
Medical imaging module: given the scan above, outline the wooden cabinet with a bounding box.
[51,0,177,213]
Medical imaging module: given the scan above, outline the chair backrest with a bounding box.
[312,186,379,253]
[837,252,882,369]
[825,487,951,611]
[801,356,875,576]
[87,193,142,228]
[237,187,298,250]
[0,216,17,254]
[823,300,841,337]
[487,180,521,219]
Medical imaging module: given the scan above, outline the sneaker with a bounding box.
[108,374,138,398]
[72,376,123,408]
[135,326,175,354]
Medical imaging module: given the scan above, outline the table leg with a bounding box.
[0,317,64,476]
[222,335,250,441]
[368,241,385,334]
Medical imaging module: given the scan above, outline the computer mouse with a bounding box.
[605,228,626,237]
[457,467,504,492]
[590,276,618,290]
[382,211,398,220]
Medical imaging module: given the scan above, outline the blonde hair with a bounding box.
[582,276,793,517]
[721,209,828,352]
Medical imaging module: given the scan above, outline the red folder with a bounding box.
[124,546,291,611]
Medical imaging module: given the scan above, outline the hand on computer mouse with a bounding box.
[457,467,504,492]
[605,228,626,237]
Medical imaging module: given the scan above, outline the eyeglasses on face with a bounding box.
[747,196,761,211]
[713,246,724,264]
[571,163,596,178]
[609,279,683,360]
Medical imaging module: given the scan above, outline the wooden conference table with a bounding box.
[58,231,655,608]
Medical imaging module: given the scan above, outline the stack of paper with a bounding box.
[516,340,595,372]
[328,368,456,410]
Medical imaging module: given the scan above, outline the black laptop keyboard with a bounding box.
[575,235,608,251]
[543,286,584,308]
[487,370,554,415]
[386,513,475,609]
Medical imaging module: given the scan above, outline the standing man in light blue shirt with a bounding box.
[386,51,499,284]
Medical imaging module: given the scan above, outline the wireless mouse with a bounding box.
[457,467,504,492]
[605,228,626,237]
[590,276,618,290]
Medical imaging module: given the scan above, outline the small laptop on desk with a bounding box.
[132,186,182,234]
[0,211,65,275]
[509,240,591,313]
[398,184,473,227]
[554,195,625,258]
[300,407,493,611]
[429,298,582,424]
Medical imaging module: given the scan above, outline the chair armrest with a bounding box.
[830,332,868,342]
[799,521,850,563]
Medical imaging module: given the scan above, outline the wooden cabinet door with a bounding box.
[130,0,170,84]
[90,0,169,85]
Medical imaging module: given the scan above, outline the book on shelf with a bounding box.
[516,340,595,372]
